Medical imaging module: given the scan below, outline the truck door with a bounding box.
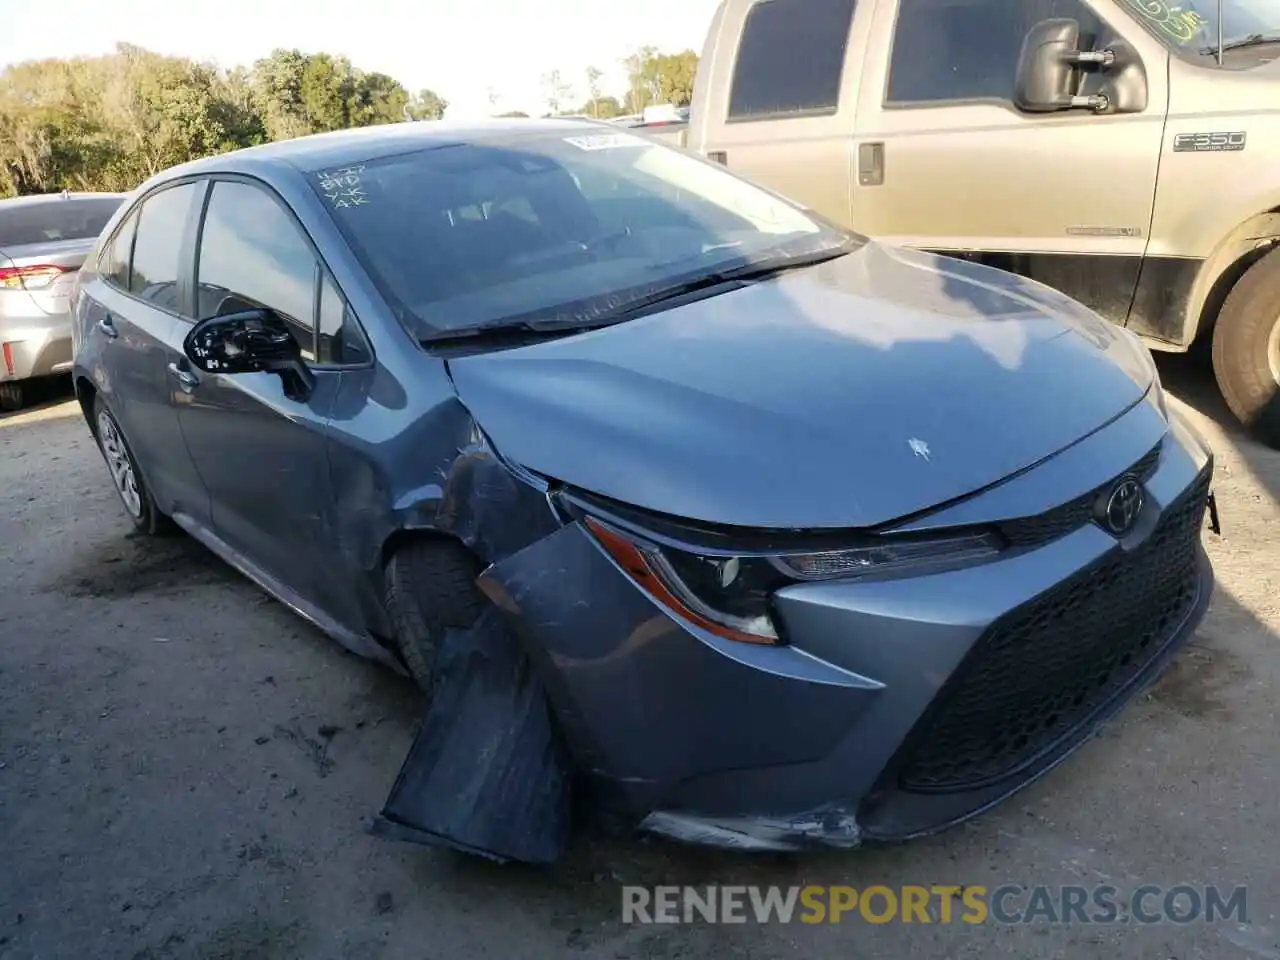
[689,0,869,225]
[852,0,1171,324]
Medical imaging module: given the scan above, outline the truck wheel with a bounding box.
[1212,248,1280,449]
[384,538,486,691]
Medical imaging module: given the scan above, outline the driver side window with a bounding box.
[887,0,1105,104]
[195,180,318,362]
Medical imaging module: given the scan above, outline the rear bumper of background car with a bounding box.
[0,312,73,382]
[478,400,1215,852]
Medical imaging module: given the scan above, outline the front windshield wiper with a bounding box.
[1201,32,1280,54]
[420,317,617,349]
[420,243,855,348]
[565,243,855,325]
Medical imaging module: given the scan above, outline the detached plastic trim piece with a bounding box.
[372,606,573,865]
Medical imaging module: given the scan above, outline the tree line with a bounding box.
[539,48,699,119]
[0,44,700,197]
[0,44,447,197]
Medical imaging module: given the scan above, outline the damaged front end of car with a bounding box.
[367,384,1216,866]
[367,427,900,863]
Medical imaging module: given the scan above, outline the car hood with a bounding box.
[447,241,1153,530]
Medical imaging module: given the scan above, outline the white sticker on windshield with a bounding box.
[562,132,646,152]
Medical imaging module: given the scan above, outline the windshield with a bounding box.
[1116,0,1280,52]
[0,196,123,248]
[307,130,850,337]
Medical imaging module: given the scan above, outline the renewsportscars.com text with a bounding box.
[622,884,1248,926]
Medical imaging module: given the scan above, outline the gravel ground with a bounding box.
[1,353,1277,960]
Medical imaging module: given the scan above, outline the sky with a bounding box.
[0,0,721,118]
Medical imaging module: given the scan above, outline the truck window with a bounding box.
[886,0,1104,104]
[727,0,858,120]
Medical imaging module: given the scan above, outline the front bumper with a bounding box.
[480,401,1215,852]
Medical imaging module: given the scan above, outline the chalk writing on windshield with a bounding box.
[317,165,369,208]
[1121,0,1210,43]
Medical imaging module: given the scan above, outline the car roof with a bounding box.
[151,117,612,185]
[0,191,128,208]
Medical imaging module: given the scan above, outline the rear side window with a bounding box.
[100,211,138,290]
[130,183,199,312]
[727,0,858,120]
[0,196,123,247]
[887,0,1105,104]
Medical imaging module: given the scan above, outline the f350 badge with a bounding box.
[1173,131,1247,152]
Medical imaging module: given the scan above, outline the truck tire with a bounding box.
[1212,248,1280,449]
[384,537,486,691]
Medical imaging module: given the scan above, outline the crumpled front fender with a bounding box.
[476,520,879,816]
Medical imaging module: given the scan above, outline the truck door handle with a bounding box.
[858,142,885,187]
[96,316,118,339]
[167,361,199,392]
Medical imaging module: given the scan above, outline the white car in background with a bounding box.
[0,192,126,410]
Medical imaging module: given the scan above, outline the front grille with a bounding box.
[897,465,1210,794]
[998,442,1163,548]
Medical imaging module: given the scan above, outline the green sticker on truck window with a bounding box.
[1121,0,1210,44]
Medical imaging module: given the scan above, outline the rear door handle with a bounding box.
[167,361,199,392]
[96,316,118,339]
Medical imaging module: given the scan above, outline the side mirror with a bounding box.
[184,308,315,400]
[1015,19,1111,113]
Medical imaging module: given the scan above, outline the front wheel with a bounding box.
[384,538,487,691]
[1212,247,1280,449]
[92,395,175,535]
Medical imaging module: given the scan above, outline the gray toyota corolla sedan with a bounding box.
[71,119,1216,861]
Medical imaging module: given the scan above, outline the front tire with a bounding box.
[92,395,174,536]
[1212,247,1280,449]
[384,538,486,691]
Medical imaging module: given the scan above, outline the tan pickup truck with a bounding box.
[649,0,1280,448]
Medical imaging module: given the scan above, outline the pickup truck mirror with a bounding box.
[1015,19,1111,114]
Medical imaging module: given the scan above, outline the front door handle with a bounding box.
[96,316,118,339]
[167,361,199,392]
[858,142,885,187]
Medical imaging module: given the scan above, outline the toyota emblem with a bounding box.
[1097,476,1145,536]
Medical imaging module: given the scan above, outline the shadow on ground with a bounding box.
[0,375,77,425]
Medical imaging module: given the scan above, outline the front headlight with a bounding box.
[581,514,1002,645]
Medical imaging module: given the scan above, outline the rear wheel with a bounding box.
[1212,247,1280,449]
[92,395,175,536]
[384,538,487,691]
[0,382,25,412]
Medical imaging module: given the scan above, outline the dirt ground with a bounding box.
[1,353,1277,960]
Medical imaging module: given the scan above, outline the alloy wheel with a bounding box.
[97,410,143,519]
